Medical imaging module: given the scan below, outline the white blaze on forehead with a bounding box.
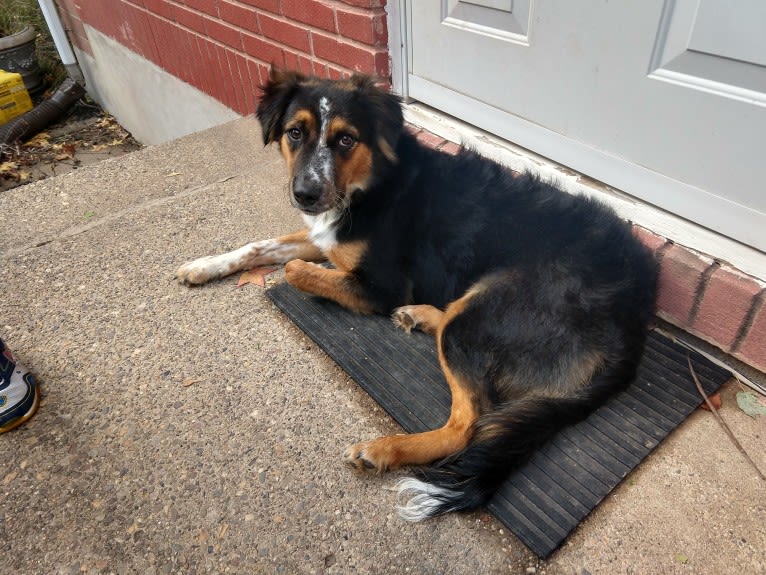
[318,96,331,144]
[303,95,333,186]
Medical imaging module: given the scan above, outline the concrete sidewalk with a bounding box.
[1,117,764,575]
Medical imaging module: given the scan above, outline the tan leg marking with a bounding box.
[327,240,367,272]
[284,260,374,314]
[345,292,479,471]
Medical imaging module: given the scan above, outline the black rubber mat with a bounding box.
[267,283,730,557]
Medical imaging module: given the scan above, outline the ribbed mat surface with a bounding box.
[267,283,730,557]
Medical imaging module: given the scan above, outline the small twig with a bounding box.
[688,356,765,481]
[658,328,766,398]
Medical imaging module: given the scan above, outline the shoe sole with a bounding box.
[0,382,40,433]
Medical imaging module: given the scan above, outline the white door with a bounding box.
[406,1,766,252]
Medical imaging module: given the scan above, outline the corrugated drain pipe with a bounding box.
[0,1,88,146]
[0,77,85,146]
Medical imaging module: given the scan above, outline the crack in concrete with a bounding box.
[1,175,238,258]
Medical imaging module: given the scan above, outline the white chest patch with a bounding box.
[303,210,340,252]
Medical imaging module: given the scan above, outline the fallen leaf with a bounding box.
[675,553,689,565]
[237,266,277,288]
[54,143,77,161]
[96,117,115,129]
[699,391,722,411]
[23,132,50,148]
[736,391,766,418]
[0,161,29,183]
[0,160,19,173]
[182,377,202,387]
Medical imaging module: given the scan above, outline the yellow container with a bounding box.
[0,69,33,125]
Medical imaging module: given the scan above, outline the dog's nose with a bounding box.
[293,183,322,208]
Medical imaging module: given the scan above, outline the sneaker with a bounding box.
[0,338,40,433]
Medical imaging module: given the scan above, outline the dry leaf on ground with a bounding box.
[23,132,51,148]
[700,391,722,411]
[237,267,277,288]
[0,161,30,183]
[54,143,77,161]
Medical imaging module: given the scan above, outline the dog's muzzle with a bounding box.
[292,151,335,214]
[292,179,334,215]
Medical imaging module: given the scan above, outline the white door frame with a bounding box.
[386,0,409,97]
[386,0,766,281]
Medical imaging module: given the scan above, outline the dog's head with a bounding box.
[256,68,403,215]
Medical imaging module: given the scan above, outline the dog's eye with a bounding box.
[287,127,303,142]
[338,134,356,149]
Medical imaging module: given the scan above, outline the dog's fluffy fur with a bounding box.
[177,68,659,520]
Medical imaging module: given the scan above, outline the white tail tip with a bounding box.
[395,477,462,522]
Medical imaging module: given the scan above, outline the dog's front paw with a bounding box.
[284,259,315,288]
[344,439,396,473]
[175,256,220,285]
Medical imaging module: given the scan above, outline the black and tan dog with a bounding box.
[176,68,658,520]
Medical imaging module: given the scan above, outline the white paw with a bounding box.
[175,256,221,285]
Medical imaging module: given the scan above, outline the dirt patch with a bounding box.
[0,101,142,192]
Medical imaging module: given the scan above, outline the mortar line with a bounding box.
[731,289,766,354]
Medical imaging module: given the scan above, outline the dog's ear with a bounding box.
[257,67,306,145]
[350,75,403,163]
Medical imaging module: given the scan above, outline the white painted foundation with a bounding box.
[75,26,239,146]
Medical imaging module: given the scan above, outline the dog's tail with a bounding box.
[396,358,637,521]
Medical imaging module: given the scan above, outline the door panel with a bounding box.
[408,0,766,251]
[442,0,530,41]
[651,0,766,100]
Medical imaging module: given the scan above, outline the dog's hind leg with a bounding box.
[344,362,479,471]
[345,294,481,471]
[176,229,324,285]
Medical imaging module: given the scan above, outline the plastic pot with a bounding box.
[0,26,45,99]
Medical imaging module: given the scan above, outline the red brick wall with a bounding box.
[55,0,92,55]
[54,0,389,115]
